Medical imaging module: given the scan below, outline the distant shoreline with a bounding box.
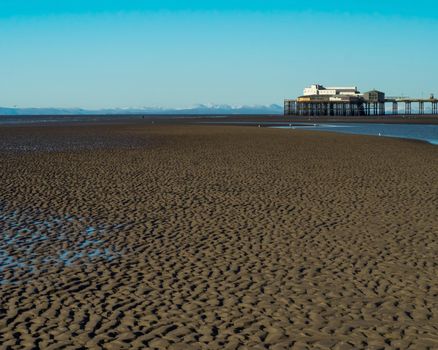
[1,114,438,126]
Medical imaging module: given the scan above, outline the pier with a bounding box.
[284,85,438,116]
[384,97,438,116]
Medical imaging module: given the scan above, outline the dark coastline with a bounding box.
[1,113,438,127]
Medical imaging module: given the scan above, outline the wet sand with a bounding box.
[2,114,438,128]
[1,123,438,349]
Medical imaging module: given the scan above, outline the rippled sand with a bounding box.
[1,123,438,349]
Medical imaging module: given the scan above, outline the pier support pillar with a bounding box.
[405,102,412,115]
[379,103,385,115]
[392,102,398,115]
[419,101,424,115]
[284,100,297,116]
[329,103,334,117]
[432,102,438,115]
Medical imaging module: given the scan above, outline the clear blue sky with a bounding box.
[1,1,437,108]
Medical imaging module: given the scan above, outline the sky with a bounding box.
[0,0,437,109]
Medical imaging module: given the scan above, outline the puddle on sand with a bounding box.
[58,248,116,266]
[1,207,124,285]
[0,249,31,285]
[0,249,27,269]
[79,239,102,248]
[85,226,97,235]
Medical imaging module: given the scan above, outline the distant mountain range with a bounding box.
[0,104,283,115]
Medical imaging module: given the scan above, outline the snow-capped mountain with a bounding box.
[0,104,283,115]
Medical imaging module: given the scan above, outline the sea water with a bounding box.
[274,123,438,145]
[200,120,438,145]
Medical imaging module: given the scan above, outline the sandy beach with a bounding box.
[1,122,438,349]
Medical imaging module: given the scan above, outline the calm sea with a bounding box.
[273,123,438,145]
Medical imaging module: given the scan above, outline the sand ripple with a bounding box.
[0,124,437,349]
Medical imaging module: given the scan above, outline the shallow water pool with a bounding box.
[274,123,438,145]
